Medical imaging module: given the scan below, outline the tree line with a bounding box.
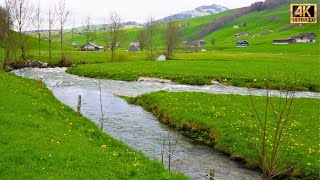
[0,0,182,67]
[0,0,69,67]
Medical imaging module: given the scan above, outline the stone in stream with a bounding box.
[138,77,173,84]
[212,80,220,85]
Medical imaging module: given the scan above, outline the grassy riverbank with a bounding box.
[127,92,320,178]
[0,70,186,179]
[67,53,319,92]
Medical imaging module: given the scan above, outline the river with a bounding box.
[12,68,319,179]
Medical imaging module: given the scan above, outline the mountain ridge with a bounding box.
[155,4,229,23]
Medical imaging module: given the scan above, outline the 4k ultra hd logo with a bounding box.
[290,4,317,23]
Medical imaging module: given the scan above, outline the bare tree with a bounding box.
[10,0,35,61]
[82,17,95,53]
[247,72,311,179]
[145,17,155,60]
[102,19,108,52]
[35,0,43,57]
[0,4,13,66]
[48,8,55,62]
[137,30,147,52]
[70,19,76,46]
[109,12,125,62]
[165,20,180,59]
[56,0,69,56]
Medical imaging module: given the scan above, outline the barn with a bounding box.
[289,33,316,43]
[127,41,140,52]
[273,39,295,44]
[79,43,104,51]
[128,44,139,52]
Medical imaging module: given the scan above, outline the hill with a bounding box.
[59,3,318,55]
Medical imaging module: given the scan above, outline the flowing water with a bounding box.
[12,68,320,180]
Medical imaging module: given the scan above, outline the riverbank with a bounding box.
[66,56,320,92]
[126,91,320,178]
[0,70,186,179]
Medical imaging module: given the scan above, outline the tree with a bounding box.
[210,39,215,45]
[10,0,35,61]
[137,30,147,52]
[164,20,180,59]
[243,21,246,27]
[35,0,43,57]
[57,0,69,56]
[102,19,108,52]
[0,4,14,66]
[109,12,125,62]
[248,74,303,179]
[145,17,155,60]
[48,8,55,62]
[70,19,76,46]
[82,17,95,53]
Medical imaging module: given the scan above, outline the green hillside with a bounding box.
[57,3,319,55]
[201,4,319,54]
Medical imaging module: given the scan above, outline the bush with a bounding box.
[58,53,73,67]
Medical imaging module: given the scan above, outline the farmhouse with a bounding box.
[198,40,206,47]
[128,45,139,52]
[236,40,249,47]
[273,33,316,45]
[232,32,251,38]
[128,42,139,52]
[273,39,295,44]
[182,40,206,47]
[289,33,316,43]
[79,43,104,51]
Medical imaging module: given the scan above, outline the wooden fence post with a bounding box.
[77,95,81,115]
[210,169,215,180]
[38,77,42,88]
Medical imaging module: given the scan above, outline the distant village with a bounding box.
[74,21,316,52]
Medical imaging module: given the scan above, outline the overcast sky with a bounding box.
[0,0,262,28]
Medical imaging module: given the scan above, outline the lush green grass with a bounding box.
[67,52,319,92]
[128,91,320,178]
[0,70,187,179]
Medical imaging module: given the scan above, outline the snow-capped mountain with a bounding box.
[156,4,229,23]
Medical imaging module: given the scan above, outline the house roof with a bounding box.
[80,42,98,48]
[273,39,294,41]
[128,45,139,51]
[236,40,248,43]
[130,42,139,47]
[289,33,316,39]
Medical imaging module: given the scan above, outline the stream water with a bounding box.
[12,68,319,180]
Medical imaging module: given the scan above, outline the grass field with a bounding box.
[128,91,320,178]
[0,70,186,179]
[67,52,320,92]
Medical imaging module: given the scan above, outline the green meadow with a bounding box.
[0,70,186,179]
[128,91,320,178]
[67,52,319,92]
